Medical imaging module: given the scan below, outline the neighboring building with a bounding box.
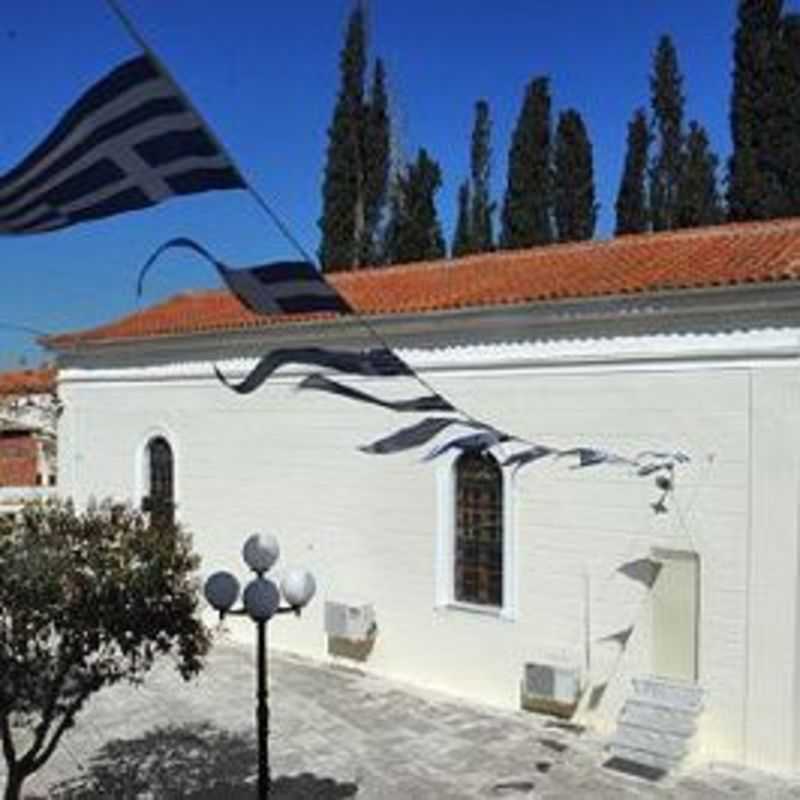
[0,366,59,513]
[44,219,800,774]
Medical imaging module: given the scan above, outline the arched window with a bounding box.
[142,436,175,528]
[454,450,503,606]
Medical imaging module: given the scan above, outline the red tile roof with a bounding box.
[0,366,56,396]
[44,218,800,348]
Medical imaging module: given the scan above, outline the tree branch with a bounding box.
[23,649,74,766]
[28,690,88,773]
[0,713,17,769]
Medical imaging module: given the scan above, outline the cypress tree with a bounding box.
[319,4,391,271]
[727,0,784,220]
[553,109,597,242]
[384,149,446,264]
[675,121,723,228]
[318,4,366,272]
[649,35,686,232]
[780,15,800,214]
[765,11,800,216]
[470,100,494,252]
[615,109,651,235]
[500,77,553,249]
[360,58,390,265]
[451,181,473,257]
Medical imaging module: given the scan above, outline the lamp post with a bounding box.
[204,533,316,800]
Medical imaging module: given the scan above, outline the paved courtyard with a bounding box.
[3,639,800,799]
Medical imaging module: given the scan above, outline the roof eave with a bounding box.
[45,279,800,369]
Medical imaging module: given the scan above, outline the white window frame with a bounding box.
[435,448,517,621]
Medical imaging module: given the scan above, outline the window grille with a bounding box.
[454,450,503,606]
[143,436,174,528]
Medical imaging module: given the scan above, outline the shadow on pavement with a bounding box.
[49,721,359,799]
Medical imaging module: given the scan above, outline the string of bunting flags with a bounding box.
[0,0,690,514]
[138,237,689,512]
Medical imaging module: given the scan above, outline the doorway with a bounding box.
[651,549,700,682]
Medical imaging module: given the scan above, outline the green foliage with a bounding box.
[727,0,795,220]
[675,121,723,228]
[761,10,800,216]
[452,100,495,257]
[318,4,367,272]
[0,499,210,800]
[319,5,391,272]
[553,109,597,242]
[384,148,446,264]
[615,108,651,235]
[470,100,495,252]
[451,181,472,258]
[779,15,800,214]
[500,77,553,249]
[649,35,686,231]
[361,58,391,265]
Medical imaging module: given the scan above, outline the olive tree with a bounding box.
[0,499,211,800]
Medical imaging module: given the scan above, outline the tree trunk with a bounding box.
[3,767,25,800]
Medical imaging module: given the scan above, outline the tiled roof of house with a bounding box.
[0,366,56,396]
[44,218,800,348]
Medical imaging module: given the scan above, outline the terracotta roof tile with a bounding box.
[44,218,800,347]
[0,366,56,396]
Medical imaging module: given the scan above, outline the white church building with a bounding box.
[45,218,800,775]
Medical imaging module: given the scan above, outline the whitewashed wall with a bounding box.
[56,328,800,774]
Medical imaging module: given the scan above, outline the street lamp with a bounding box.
[204,533,316,799]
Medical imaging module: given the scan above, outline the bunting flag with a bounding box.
[559,447,635,469]
[215,347,415,395]
[0,56,243,235]
[502,445,558,472]
[298,374,454,413]
[138,237,350,315]
[597,626,635,649]
[636,450,690,465]
[617,558,662,589]
[636,462,669,477]
[358,417,462,455]
[636,451,689,476]
[422,430,513,462]
[358,417,503,455]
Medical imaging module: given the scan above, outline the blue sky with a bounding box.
[0,1,793,368]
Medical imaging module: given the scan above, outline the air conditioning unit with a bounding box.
[521,662,581,717]
[324,601,376,642]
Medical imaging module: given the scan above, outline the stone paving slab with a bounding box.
[2,638,800,798]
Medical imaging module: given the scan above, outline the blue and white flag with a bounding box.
[0,55,243,235]
[138,238,351,316]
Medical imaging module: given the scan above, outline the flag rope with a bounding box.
[102,0,315,267]
[102,0,494,436]
[104,0,689,486]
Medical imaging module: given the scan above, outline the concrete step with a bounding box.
[631,676,703,712]
[619,698,697,737]
[606,742,678,773]
[610,720,688,760]
[606,676,704,775]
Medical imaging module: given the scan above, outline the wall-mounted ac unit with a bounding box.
[324,601,376,642]
[521,662,581,717]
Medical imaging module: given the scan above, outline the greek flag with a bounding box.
[137,237,353,316]
[0,55,244,235]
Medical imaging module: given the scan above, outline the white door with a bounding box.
[651,549,700,682]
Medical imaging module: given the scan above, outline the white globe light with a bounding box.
[243,577,281,622]
[281,569,317,609]
[242,533,280,575]
[204,571,240,613]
